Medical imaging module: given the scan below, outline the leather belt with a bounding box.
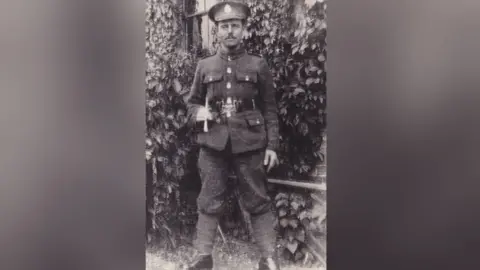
[209,97,258,117]
[194,97,259,131]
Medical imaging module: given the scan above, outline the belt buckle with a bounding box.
[221,97,236,118]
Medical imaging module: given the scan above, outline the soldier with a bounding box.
[185,1,281,269]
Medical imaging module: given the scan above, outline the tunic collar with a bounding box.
[217,44,246,61]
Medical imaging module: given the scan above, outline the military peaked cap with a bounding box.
[208,0,251,22]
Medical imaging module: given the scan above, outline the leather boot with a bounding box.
[258,257,280,270]
[184,254,213,270]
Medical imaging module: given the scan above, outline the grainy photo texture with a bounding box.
[145,0,327,269]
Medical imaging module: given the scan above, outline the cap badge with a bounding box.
[224,4,232,13]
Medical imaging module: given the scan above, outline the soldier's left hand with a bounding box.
[264,149,279,172]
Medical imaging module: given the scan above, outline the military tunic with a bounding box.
[186,45,280,216]
[187,46,279,153]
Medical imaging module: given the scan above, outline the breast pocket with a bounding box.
[235,70,258,97]
[203,72,224,98]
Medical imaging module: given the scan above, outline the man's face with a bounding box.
[217,19,244,49]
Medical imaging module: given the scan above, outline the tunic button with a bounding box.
[228,56,231,61]
[209,77,212,81]
[226,82,231,89]
[256,120,260,124]
[245,76,249,81]
[216,118,221,123]
[227,67,232,73]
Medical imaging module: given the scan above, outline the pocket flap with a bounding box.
[236,70,257,83]
[203,72,223,83]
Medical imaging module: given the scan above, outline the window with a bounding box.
[184,0,217,56]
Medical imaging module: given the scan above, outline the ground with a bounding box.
[146,237,326,270]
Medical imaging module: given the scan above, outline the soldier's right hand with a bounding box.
[195,106,213,122]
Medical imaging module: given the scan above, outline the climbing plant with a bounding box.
[145,0,200,248]
[244,0,327,265]
[243,0,327,179]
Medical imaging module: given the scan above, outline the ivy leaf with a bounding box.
[291,201,300,211]
[286,239,299,254]
[146,138,153,147]
[301,218,310,228]
[294,29,301,37]
[310,203,327,220]
[154,134,162,144]
[156,83,164,93]
[294,88,305,95]
[300,43,308,52]
[264,38,271,45]
[318,54,326,62]
[309,222,317,231]
[147,100,156,108]
[289,218,299,229]
[278,238,287,247]
[165,166,173,175]
[292,46,299,55]
[298,210,308,221]
[182,94,190,103]
[279,218,289,228]
[148,79,158,89]
[306,78,315,86]
[146,150,153,161]
[275,193,289,200]
[294,250,303,261]
[276,199,289,208]
[169,79,180,94]
[302,164,310,172]
[278,207,288,217]
[296,228,306,243]
[300,123,309,135]
[286,227,295,240]
[320,21,327,30]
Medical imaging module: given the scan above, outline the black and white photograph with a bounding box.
[146,0,327,269]
[4,1,480,270]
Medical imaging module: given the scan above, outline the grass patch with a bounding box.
[146,236,325,270]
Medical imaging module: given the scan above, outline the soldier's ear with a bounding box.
[241,20,247,38]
